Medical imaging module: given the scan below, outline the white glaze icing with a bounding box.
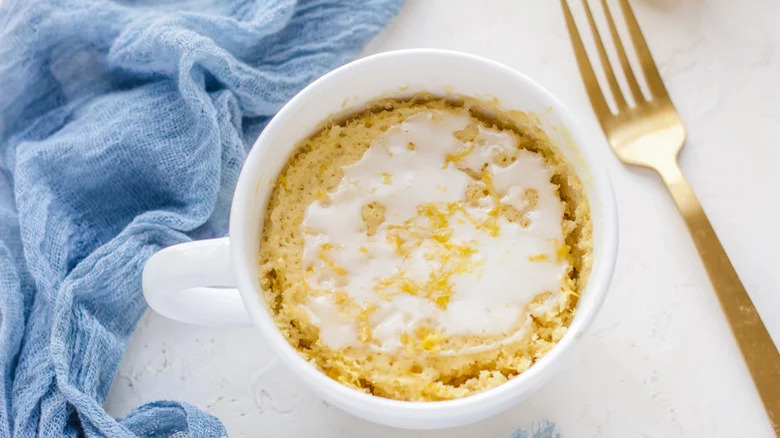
[300,111,567,350]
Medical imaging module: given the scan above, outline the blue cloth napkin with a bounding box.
[0,0,402,436]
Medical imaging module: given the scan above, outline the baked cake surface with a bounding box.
[258,97,592,401]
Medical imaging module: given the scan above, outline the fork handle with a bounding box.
[657,161,780,432]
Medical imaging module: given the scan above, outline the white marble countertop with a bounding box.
[104,1,780,436]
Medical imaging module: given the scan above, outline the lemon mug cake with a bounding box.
[258,95,592,401]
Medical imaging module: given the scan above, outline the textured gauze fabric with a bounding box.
[0,0,402,436]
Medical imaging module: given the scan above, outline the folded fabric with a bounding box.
[0,0,402,436]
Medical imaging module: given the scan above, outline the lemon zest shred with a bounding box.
[443,144,474,168]
[318,252,347,276]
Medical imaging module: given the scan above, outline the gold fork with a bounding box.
[561,0,780,432]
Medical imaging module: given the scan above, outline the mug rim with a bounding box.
[229,48,617,426]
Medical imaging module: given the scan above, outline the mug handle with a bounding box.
[142,237,253,326]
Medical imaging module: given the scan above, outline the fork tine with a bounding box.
[580,0,627,110]
[617,0,670,99]
[599,0,644,103]
[561,0,612,120]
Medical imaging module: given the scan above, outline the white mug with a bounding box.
[142,49,618,429]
